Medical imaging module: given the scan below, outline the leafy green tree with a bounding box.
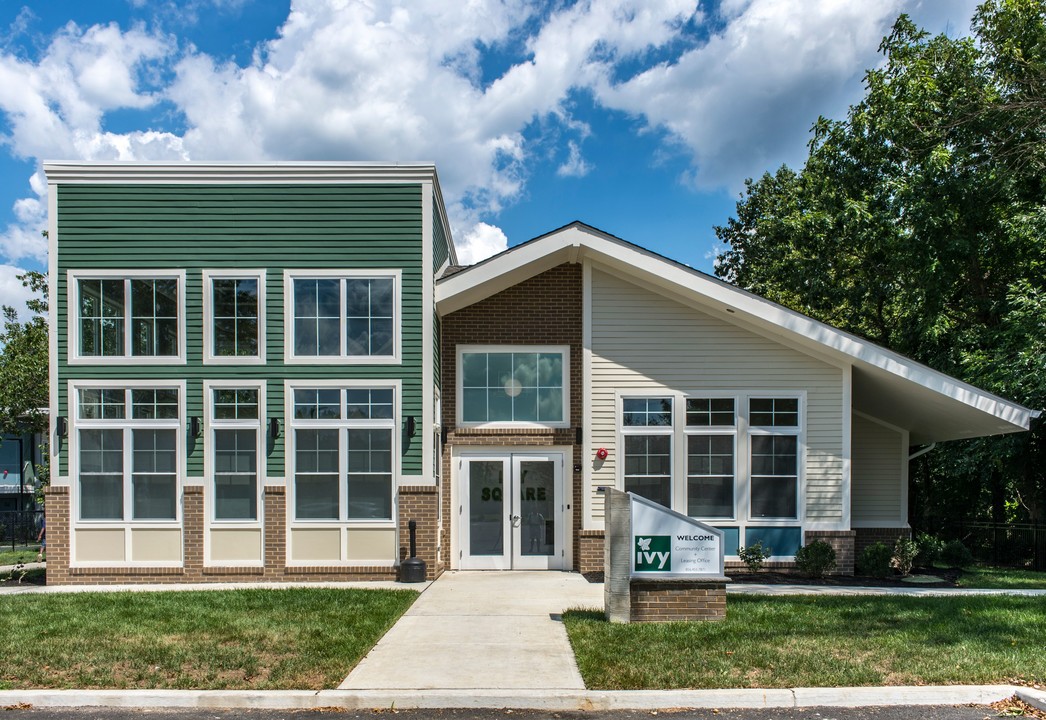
[715,0,1045,523]
[0,271,48,435]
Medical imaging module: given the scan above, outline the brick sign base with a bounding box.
[629,579,727,622]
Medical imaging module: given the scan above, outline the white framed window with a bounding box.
[203,270,265,364]
[69,270,186,364]
[284,270,401,364]
[685,397,736,519]
[620,396,673,508]
[287,382,398,523]
[205,382,264,522]
[748,397,801,520]
[457,346,569,427]
[72,382,184,522]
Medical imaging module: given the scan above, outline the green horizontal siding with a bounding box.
[433,201,450,272]
[57,183,425,479]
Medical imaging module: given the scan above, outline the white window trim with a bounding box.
[67,269,187,365]
[456,345,571,429]
[617,393,674,508]
[69,379,187,532]
[283,269,402,365]
[285,379,400,530]
[202,269,266,365]
[745,392,806,524]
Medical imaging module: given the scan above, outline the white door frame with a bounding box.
[455,448,567,570]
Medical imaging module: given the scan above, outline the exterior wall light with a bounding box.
[406,416,417,438]
[189,417,202,437]
[55,416,68,438]
[269,418,281,440]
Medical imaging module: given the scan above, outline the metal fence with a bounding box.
[0,509,44,551]
[915,518,1046,571]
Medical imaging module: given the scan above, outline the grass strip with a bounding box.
[0,587,416,690]
[956,565,1046,589]
[0,545,41,566]
[564,595,1046,689]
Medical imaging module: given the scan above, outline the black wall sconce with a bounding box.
[575,425,583,445]
[189,417,201,437]
[269,418,281,440]
[56,416,67,438]
[440,425,448,448]
[405,416,417,438]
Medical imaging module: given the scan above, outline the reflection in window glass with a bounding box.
[750,435,798,518]
[212,278,259,357]
[461,351,565,423]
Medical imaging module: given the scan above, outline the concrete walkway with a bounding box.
[340,571,604,690]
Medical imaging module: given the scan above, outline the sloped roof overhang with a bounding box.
[436,222,1037,444]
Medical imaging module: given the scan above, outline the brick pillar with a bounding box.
[398,485,440,580]
[263,485,286,579]
[578,530,605,574]
[43,486,70,585]
[182,486,204,579]
[804,529,857,575]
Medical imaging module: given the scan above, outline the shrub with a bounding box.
[892,537,919,576]
[738,541,772,573]
[794,539,837,578]
[915,533,944,566]
[858,542,893,578]
[941,539,975,568]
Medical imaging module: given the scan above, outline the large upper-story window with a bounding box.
[203,271,264,363]
[72,272,186,362]
[749,397,800,519]
[75,385,182,522]
[285,271,399,363]
[289,384,397,522]
[621,397,673,507]
[458,346,568,426]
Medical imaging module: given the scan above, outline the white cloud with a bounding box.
[596,0,908,188]
[457,222,508,265]
[557,141,592,178]
[0,264,40,321]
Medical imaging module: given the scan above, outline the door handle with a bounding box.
[510,514,521,527]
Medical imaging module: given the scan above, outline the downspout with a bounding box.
[907,443,937,461]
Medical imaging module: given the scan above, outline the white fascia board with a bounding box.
[42,161,439,185]
[437,224,1036,433]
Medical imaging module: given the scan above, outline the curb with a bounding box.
[0,685,1021,711]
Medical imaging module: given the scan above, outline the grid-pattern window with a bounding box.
[749,397,800,519]
[77,276,181,359]
[291,275,396,359]
[460,349,566,424]
[622,397,673,507]
[75,386,180,522]
[211,277,260,357]
[290,386,396,522]
[686,397,736,518]
[210,387,261,521]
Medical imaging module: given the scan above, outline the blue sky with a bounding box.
[0,0,980,315]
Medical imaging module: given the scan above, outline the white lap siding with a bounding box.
[588,266,844,528]
[851,413,907,526]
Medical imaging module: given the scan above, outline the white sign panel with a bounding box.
[630,493,724,577]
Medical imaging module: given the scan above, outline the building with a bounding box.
[43,162,1036,583]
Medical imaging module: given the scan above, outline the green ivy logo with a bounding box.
[635,535,671,571]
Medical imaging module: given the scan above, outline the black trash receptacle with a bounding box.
[399,519,427,583]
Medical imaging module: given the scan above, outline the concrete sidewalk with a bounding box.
[340,570,604,690]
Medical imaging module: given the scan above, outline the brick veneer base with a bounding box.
[804,530,856,575]
[629,580,727,622]
[854,527,912,558]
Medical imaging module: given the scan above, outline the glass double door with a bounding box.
[460,453,564,570]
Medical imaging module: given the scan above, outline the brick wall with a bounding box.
[398,485,440,580]
[629,581,727,622]
[804,529,856,575]
[441,263,585,569]
[42,486,70,585]
[578,530,604,574]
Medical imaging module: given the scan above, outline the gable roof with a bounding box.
[436,222,1038,444]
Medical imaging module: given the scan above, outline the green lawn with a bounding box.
[0,588,417,690]
[564,595,1046,689]
[955,565,1046,589]
[0,544,42,566]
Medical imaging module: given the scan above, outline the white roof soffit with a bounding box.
[436,223,1036,443]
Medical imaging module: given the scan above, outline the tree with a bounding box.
[0,271,49,435]
[714,0,1046,524]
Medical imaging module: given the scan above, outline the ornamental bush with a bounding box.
[738,541,772,573]
[857,542,893,578]
[941,539,975,568]
[794,539,836,578]
[915,533,944,566]
[892,537,919,576]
